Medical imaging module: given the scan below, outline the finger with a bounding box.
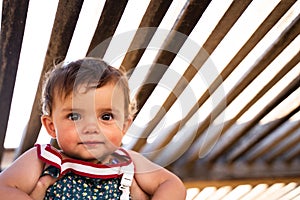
[29,175,57,200]
[130,178,150,200]
[39,175,57,186]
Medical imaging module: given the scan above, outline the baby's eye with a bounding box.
[68,113,81,121]
[101,113,113,121]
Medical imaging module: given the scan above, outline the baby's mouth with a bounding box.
[79,141,104,147]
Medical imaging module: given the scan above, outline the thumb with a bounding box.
[30,175,57,200]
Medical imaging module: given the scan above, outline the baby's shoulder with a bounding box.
[126,150,162,173]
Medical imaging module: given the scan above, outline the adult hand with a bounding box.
[29,175,57,200]
[130,178,151,200]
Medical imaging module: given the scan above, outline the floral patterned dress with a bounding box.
[36,144,134,200]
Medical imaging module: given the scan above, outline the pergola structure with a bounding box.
[1,0,300,199]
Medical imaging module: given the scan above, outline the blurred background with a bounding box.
[1,0,300,199]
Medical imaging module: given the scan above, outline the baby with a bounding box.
[0,57,186,199]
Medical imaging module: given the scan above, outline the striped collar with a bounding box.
[36,144,134,200]
[36,144,134,179]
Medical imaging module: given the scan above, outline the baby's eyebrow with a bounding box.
[61,108,83,113]
[98,107,122,115]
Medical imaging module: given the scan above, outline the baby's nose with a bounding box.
[81,117,100,134]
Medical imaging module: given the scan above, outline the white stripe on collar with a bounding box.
[36,144,134,179]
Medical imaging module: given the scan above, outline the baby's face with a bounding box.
[49,82,131,163]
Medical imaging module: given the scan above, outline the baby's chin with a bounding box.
[79,152,113,164]
[63,146,118,164]
[61,151,100,163]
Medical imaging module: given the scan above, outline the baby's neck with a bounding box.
[60,150,127,165]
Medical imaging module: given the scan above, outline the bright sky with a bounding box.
[3,0,300,149]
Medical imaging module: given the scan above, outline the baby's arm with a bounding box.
[0,147,45,199]
[128,150,186,200]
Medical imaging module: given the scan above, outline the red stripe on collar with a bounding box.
[35,144,134,179]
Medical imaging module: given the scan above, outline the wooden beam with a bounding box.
[120,0,173,75]
[285,142,300,163]
[197,50,300,163]
[266,124,300,163]
[15,0,84,158]
[173,154,300,181]
[209,67,300,164]
[87,0,128,58]
[184,177,300,189]
[133,0,212,117]
[228,103,300,162]
[132,0,252,151]
[0,0,30,163]
[147,0,295,159]
[247,121,300,163]
[185,13,300,164]
[221,74,300,163]
[207,50,300,162]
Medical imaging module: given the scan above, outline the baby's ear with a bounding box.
[122,116,133,135]
[41,115,56,138]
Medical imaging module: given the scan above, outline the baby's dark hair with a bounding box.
[41,57,136,118]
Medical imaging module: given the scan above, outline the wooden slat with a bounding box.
[147,0,296,159]
[247,122,300,163]
[179,156,300,181]
[121,0,173,74]
[228,103,300,162]
[285,141,300,163]
[184,177,300,190]
[184,13,300,164]
[207,50,300,161]
[210,74,300,164]
[15,0,84,158]
[0,0,30,163]
[134,0,212,115]
[266,125,300,163]
[87,0,128,58]
[204,50,300,163]
[132,0,252,151]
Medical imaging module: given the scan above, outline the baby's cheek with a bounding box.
[107,133,123,147]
